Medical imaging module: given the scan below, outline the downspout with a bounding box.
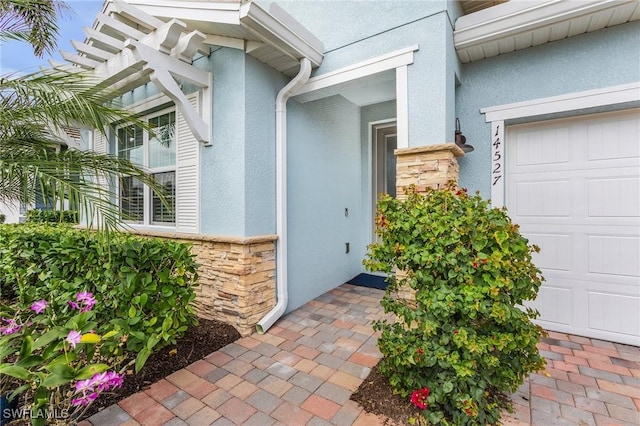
[256,57,312,334]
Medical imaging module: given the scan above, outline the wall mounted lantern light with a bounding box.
[454,118,474,153]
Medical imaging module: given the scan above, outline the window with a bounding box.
[117,109,176,226]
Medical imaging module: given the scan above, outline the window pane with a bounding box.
[152,171,175,224]
[149,112,176,169]
[120,176,144,222]
[118,125,143,165]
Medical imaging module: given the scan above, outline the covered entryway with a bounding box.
[505,109,640,345]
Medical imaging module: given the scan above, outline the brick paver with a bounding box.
[83,284,639,426]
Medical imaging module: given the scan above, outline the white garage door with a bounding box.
[506,109,640,346]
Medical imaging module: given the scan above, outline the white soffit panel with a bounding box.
[455,0,640,63]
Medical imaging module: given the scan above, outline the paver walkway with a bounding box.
[80,284,640,426]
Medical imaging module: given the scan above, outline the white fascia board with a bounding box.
[480,82,640,122]
[203,35,245,51]
[295,45,418,96]
[240,1,324,67]
[455,0,633,49]
[126,0,240,26]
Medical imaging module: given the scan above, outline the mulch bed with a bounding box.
[351,364,422,425]
[82,318,240,419]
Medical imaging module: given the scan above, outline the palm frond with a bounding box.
[0,0,69,57]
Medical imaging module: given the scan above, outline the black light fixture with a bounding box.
[454,118,474,153]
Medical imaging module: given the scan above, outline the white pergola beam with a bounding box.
[111,0,165,31]
[96,13,146,41]
[125,39,210,87]
[173,31,207,62]
[71,40,111,62]
[84,27,124,53]
[154,19,187,54]
[60,50,101,69]
[149,69,209,144]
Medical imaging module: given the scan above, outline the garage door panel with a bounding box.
[587,235,640,278]
[514,127,570,166]
[506,109,640,345]
[587,116,640,161]
[588,291,640,337]
[525,233,572,272]
[514,180,572,217]
[529,285,573,326]
[587,177,640,217]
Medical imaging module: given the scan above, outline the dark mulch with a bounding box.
[351,363,422,425]
[82,318,240,419]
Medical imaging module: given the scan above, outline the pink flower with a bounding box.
[69,292,97,313]
[71,392,98,407]
[0,318,22,335]
[71,371,124,408]
[66,330,82,349]
[410,387,430,410]
[31,300,48,314]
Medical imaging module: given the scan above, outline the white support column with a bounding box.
[396,65,409,149]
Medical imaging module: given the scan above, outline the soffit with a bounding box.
[120,0,324,76]
[455,0,640,63]
[459,0,508,15]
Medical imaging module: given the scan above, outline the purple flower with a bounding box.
[30,300,48,314]
[69,292,97,313]
[66,330,82,349]
[71,392,98,407]
[0,318,22,335]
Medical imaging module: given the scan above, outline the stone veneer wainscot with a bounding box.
[130,230,276,336]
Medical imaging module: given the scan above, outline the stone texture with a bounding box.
[131,231,277,336]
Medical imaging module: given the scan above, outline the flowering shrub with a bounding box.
[0,224,199,372]
[365,184,546,425]
[0,293,125,425]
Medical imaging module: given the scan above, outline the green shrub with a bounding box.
[364,185,545,425]
[25,209,78,224]
[0,224,198,371]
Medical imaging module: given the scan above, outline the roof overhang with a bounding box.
[455,0,640,63]
[57,0,325,145]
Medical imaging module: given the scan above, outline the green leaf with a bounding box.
[19,335,34,359]
[162,316,173,332]
[75,363,109,380]
[442,381,454,394]
[135,348,151,373]
[129,306,137,318]
[17,355,44,368]
[46,363,74,379]
[41,373,73,388]
[0,365,30,380]
[33,329,61,349]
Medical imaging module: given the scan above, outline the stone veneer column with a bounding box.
[393,143,465,301]
[395,143,465,199]
[130,230,276,336]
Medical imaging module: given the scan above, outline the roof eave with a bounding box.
[454,0,640,63]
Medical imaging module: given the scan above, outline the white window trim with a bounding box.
[117,106,177,228]
[481,82,640,207]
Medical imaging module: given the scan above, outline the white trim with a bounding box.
[455,0,640,62]
[482,82,640,208]
[126,92,173,115]
[481,82,640,122]
[203,35,245,51]
[489,121,505,208]
[395,65,409,149]
[296,45,418,96]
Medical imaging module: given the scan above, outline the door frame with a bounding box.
[369,119,397,242]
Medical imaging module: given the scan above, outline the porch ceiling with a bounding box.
[455,0,640,63]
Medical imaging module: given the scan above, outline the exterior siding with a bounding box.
[455,21,640,197]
